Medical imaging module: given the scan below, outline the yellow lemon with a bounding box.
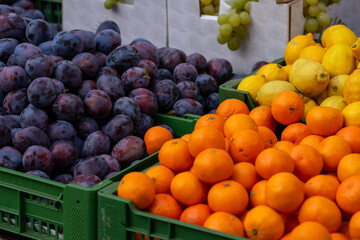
[322,43,356,78]
[282,64,292,78]
[321,24,357,49]
[342,101,360,127]
[316,90,328,105]
[290,58,330,98]
[288,57,313,83]
[301,97,318,122]
[255,80,297,106]
[320,96,347,112]
[298,45,326,63]
[237,75,266,102]
[343,69,360,104]
[351,38,360,61]
[326,74,348,97]
[284,32,316,65]
[256,63,288,82]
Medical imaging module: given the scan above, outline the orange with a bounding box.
[266,172,304,214]
[304,174,340,202]
[158,139,193,172]
[194,113,225,134]
[272,140,295,154]
[243,205,285,240]
[281,233,291,240]
[207,180,249,216]
[306,106,344,137]
[144,126,173,155]
[336,175,360,214]
[349,211,360,239]
[280,122,312,145]
[289,144,324,181]
[231,162,260,191]
[290,221,331,240]
[298,196,342,232]
[117,172,156,210]
[223,113,258,139]
[216,98,249,120]
[203,212,245,237]
[336,126,360,153]
[339,221,350,237]
[337,153,360,182]
[254,148,295,179]
[179,204,212,226]
[299,134,325,149]
[249,180,267,208]
[191,148,234,184]
[330,232,350,240]
[145,165,175,194]
[258,126,278,148]
[170,171,207,206]
[229,129,265,163]
[318,135,352,173]
[146,193,182,219]
[271,91,305,125]
[180,134,190,142]
[281,212,299,234]
[188,127,226,158]
[249,105,277,132]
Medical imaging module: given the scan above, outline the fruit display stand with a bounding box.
[31,0,62,25]
[97,154,247,240]
[0,113,197,240]
[61,0,167,48]
[167,0,304,75]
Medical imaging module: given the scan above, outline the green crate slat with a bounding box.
[0,113,198,240]
[218,57,286,110]
[98,154,248,240]
[31,0,62,26]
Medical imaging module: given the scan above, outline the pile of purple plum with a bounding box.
[0,0,235,187]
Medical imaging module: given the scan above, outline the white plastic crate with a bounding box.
[62,0,167,48]
[167,0,304,75]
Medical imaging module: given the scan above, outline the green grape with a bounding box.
[319,0,329,5]
[303,7,309,17]
[114,0,120,2]
[217,34,230,45]
[104,0,115,9]
[308,5,320,17]
[229,14,241,27]
[239,11,250,25]
[305,17,319,33]
[316,12,331,27]
[332,0,341,3]
[244,1,250,12]
[201,0,212,5]
[219,23,233,37]
[306,0,318,6]
[213,0,220,6]
[229,8,239,16]
[227,37,241,51]
[234,24,247,38]
[202,5,216,15]
[217,14,229,25]
[233,0,246,10]
[303,0,309,8]
[317,2,327,12]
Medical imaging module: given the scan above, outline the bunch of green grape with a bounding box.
[303,0,341,33]
[216,0,253,51]
[200,0,220,15]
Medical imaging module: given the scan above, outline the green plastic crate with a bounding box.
[0,113,198,240]
[97,153,248,240]
[218,58,286,110]
[32,0,62,26]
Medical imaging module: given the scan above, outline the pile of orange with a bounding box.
[117,96,360,240]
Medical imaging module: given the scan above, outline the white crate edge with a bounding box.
[61,0,168,48]
[168,0,304,75]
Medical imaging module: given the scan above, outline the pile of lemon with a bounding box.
[237,24,360,126]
